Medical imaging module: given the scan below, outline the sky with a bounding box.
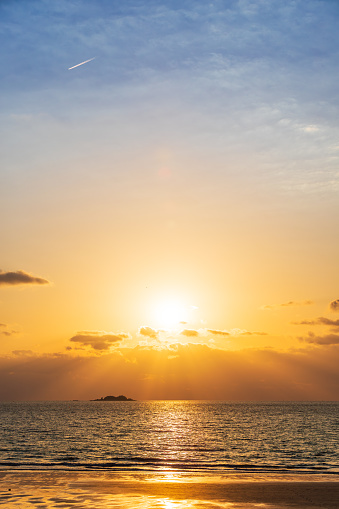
[1,0,339,400]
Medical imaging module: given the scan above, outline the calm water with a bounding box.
[0,401,338,473]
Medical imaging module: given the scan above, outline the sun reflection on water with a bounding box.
[145,472,188,483]
[160,499,193,509]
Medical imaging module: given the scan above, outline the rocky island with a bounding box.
[91,395,135,401]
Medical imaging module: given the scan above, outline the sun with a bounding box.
[152,298,188,329]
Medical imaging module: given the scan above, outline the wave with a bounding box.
[0,459,336,473]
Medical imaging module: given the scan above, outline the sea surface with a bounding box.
[0,401,338,473]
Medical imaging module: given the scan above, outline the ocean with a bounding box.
[1,401,338,473]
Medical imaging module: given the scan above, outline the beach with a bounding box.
[1,471,339,508]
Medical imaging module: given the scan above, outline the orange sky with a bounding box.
[1,0,339,400]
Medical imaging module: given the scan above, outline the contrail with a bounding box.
[68,57,95,70]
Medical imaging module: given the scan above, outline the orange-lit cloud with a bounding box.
[180,329,199,337]
[207,329,267,337]
[261,300,313,310]
[138,326,159,339]
[12,349,33,356]
[69,331,129,351]
[240,331,268,336]
[207,329,230,336]
[0,270,50,286]
[1,343,339,401]
[0,323,18,336]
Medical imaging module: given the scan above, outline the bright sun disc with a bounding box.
[153,299,187,328]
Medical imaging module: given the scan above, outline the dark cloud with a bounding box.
[69,331,128,351]
[0,270,50,286]
[317,318,339,326]
[301,333,339,346]
[138,326,159,339]
[207,329,230,336]
[180,329,199,337]
[262,300,313,310]
[293,317,339,327]
[330,299,339,312]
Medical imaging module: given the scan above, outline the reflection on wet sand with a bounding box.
[1,471,339,508]
[0,489,269,509]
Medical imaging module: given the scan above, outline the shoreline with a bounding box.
[1,470,339,508]
[1,469,339,478]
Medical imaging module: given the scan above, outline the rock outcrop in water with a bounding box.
[91,395,135,401]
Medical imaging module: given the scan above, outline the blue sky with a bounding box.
[2,0,339,104]
[2,0,339,188]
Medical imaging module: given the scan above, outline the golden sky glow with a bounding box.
[1,0,339,400]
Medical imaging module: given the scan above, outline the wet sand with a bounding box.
[0,471,339,508]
